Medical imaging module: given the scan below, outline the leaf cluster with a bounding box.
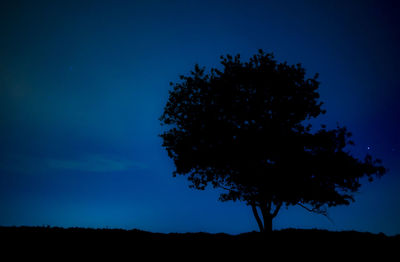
[160,50,386,210]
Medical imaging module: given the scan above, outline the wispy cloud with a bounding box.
[0,153,146,174]
[46,155,146,173]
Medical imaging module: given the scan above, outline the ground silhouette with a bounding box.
[1,226,398,242]
[2,226,398,258]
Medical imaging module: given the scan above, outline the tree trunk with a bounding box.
[251,202,280,233]
[263,214,273,233]
[260,204,272,234]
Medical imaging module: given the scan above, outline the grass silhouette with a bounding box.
[1,226,398,242]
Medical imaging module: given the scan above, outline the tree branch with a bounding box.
[296,202,334,224]
[271,202,282,218]
[216,184,237,192]
[251,205,264,232]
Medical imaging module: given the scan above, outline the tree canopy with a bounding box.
[160,50,386,232]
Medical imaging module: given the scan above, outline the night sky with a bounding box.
[1,0,399,235]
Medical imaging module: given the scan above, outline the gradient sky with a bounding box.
[0,0,399,235]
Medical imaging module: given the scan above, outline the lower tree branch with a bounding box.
[271,202,282,218]
[297,202,334,224]
[251,204,264,232]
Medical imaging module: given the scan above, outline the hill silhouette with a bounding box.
[1,226,398,258]
[1,226,398,242]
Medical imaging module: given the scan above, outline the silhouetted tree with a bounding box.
[160,50,386,233]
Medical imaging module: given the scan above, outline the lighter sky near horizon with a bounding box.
[0,0,399,235]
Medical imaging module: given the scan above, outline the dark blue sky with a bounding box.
[0,0,399,235]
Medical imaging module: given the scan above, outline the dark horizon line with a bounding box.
[1,225,399,238]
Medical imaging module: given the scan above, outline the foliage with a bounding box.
[160,50,386,232]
